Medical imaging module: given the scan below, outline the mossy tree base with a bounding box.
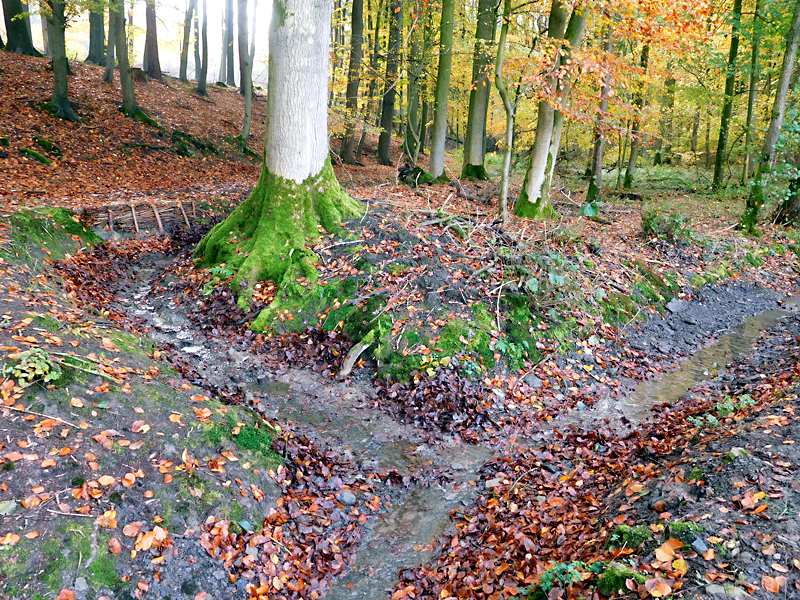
[461,162,489,181]
[514,189,558,219]
[740,175,765,235]
[43,100,81,123]
[195,157,361,308]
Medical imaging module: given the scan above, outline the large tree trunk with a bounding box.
[377,0,402,166]
[428,0,456,179]
[104,5,117,84]
[586,31,614,202]
[744,0,800,231]
[403,11,428,165]
[143,0,162,79]
[2,0,40,55]
[40,6,53,56]
[340,0,364,164]
[462,0,496,180]
[514,0,570,218]
[46,0,80,122]
[113,0,140,117]
[195,0,361,314]
[741,0,761,185]
[218,5,227,82]
[225,0,235,86]
[179,0,196,82]
[713,0,743,189]
[87,8,105,63]
[197,0,209,95]
[356,0,383,164]
[237,0,248,93]
[623,44,650,189]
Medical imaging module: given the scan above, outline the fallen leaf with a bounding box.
[109,538,122,554]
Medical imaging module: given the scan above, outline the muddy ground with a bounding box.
[1,193,799,600]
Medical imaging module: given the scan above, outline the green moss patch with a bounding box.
[597,562,646,596]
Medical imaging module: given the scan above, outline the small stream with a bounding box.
[118,256,797,598]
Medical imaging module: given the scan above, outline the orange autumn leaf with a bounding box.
[123,521,144,537]
[96,510,117,528]
[55,590,75,600]
[703,548,715,561]
[761,575,785,593]
[109,537,122,555]
[98,475,116,486]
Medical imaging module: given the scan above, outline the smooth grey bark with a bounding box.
[143,0,162,79]
[356,0,383,164]
[462,0,497,179]
[340,0,364,164]
[429,0,456,179]
[741,0,762,184]
[542,5,589,200]
[377,0,402,166]
[225,0,235,86]
[113,0,139,116]
[40,7,53,56]
[495,0,513,222]
[241,0,257,139]
[586,31,614,202]
[2,0,39,54]
[104,5,117,84]
[179,0,196,82]
[403,8,431,165]
[713,0,743,189]
[744,0,800,229]
[46,0,80,121]
[237,0,248,94]
[691,106,700,153]
[87,9,105,63]
[623,44,650,189]
[514,0,570,218]
[218,6,227,82]
[197,0,209,95]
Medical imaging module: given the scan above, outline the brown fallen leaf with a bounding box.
[761,575,784,593]
[703,548,715,561]
[109,537,122,555]
[771,563,789,573]
[122,521,144,537]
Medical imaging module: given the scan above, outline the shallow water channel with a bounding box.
[121,257,796,598]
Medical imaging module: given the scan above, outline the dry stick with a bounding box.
[177,201,191,228]
[2,405,80,428]
[150,204,164,234]
[47,509,95,518]
[107,210,114,233]
[191,201,197,219]
[130,205,140,235]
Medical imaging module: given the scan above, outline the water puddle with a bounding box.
[573,302,798,426]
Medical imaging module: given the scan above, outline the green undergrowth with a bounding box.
[1,208,100,264]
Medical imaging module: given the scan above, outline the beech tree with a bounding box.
[42,0,80,122]
[340,0,364,164]
[377,0,402,166]
[179,0,197,82]
[2,0,40,55]
[462,0,496,180]
[713,0,743,189]
[429,0,455,179]
[104,3,116,84]
[195,0,360,313]
[87,7,105,64]
[143,0,162,79]
[196,0,208,95]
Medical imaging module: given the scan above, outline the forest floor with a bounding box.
[1,51,800,600]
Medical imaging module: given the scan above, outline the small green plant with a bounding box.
[201,263,237,296]
[2,348,62,386]
[641,208,692,241]
[518,561,587,598]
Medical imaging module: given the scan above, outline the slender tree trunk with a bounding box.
[241,0,257,139]
[741,0,761,184]
[713,0,743,189]
[87,8,105,63]
[586,31,614,202]
[403,11,429,165]
[225,0,235,86]
[691,106,700,153]
[462,0,497,180]
[743,0,800,230]
[377,0,402,166]
[356,0,381,164]
[40,8,53,56]
[143,0,162,79]
[218,6,227,82]
[104,6,117,84]
[197,0,209,95]
[429,0,456,179]
[340,0,364,164]
[419,97,429,154]
[542,5,589,200]
[237,0,248,93]
[495,0,514,222]
[45,0,79,122]
[514,0,570,218]
[180,0,196,82]
[623,44,650,188]
[113,0,139,116]
[2,0,40,55]
[195,0,360,305]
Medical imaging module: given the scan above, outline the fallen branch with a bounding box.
[1,405,81,428]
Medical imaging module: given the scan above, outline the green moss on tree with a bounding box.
[19,147,52,165]
[195,157,361,308]
[461,162,489,181]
